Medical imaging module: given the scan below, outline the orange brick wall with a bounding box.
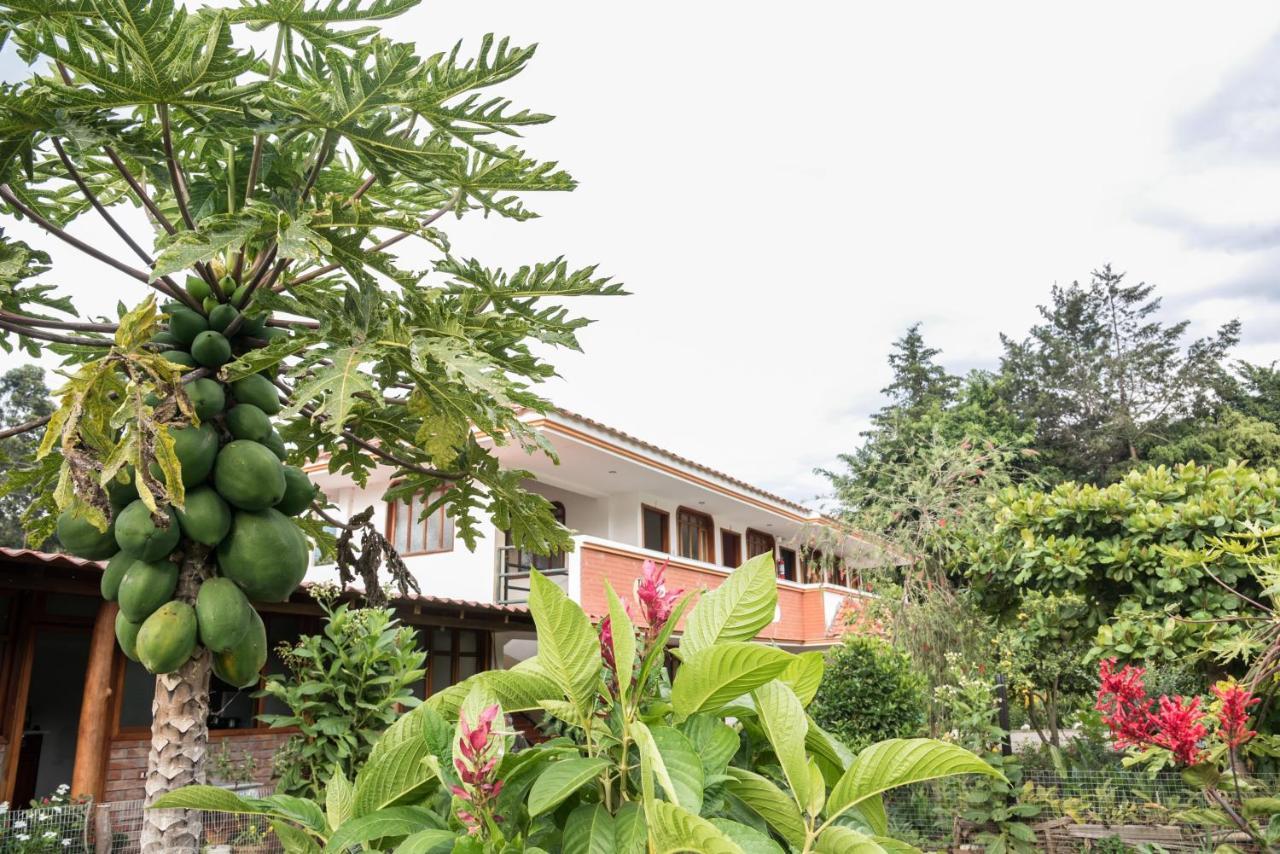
[103,730,286,802]
[578,544,832,645]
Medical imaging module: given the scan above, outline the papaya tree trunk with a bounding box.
[140,553,211,854]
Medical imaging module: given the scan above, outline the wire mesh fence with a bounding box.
[881,769,1280,852]
[0,787,282,854]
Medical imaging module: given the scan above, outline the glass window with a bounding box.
[208,674,256,730]
[642,506,669,552]
[260,614,302,719]
[677,508,714,563]
[118,658,155,730]
[389,491,454,555]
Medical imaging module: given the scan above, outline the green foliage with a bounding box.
[157,556,1000,852]
[259,594,426,800]
[0,365,54,547]
[966,460,1280,669]
[809,636,926,754]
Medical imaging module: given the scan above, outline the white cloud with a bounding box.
[3,1,1279,502]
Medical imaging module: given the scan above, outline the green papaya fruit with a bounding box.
[203,296,218,314]
[56,509,118,560]
[208,303,239,333]
[216,508,308,602]
[275,466,317,517]
[162,350,197,369]
[262,430,288,461]
[101,551,131,600]
[151,331,180,349]
[186,377,226,420]
[231,283,250,308]
[114,500,180,561]
[191,330,232,368]
[195,577,253,652]
[137,600,198,675]
[116,611,143,662]
[186,276,212,303]
[239,313,267,338]
[212,608,267,688]
[117,558,178,622]
[163,422,219,486]
[230,373,280,415]
[175,485,232,546]
[167,308,208,346]
[226,404,271,443]
[106,468,139,510]
[214,440,286,511]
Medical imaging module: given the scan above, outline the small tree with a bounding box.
[0,364,54,547]
[809,635,927,753]
[0,4,619,848]
[260,592,425,800]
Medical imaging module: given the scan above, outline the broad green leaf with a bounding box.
[614,802,647,854]
[632,720,668,805]
[325,767,354,831]
[149,785,262,814]
[780,652,824,707]
[256,795,328,833]
[680,551,778,657]
[1245,797,1280,818]
[813,826,905,854]
[351,733,438,816]
[321,806,442,853]
[723,768,807,849]
[563,803,615,854]
[151,211,266,279]
[395,829,456,854]
[604,579,636,703]
[709,819,786,854]
[526,756,610,817]
[826,739,1002,824]
[649,725,705,815]
[286,345,375,434]
[645,799,743,854]
[680,714,741,780]
[369,704,451,767]
[670,642,793,719]
[424,658,560,718]
[269,819,322,854]
[806,719,854,788]
[527,570,602,713]
[752,680,815,812]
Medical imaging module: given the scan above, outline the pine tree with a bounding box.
[999,265,1238,483]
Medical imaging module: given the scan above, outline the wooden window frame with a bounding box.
[745,528,776,562]
[641,505,670,553]
[424,628,492,698]
[720,529,742,568]
[676,506,715,564]
[386,490,454,556]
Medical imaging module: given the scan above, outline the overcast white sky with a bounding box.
[3,2,1279,504]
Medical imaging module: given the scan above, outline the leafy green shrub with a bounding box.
[809,635,927,752]
[258,590,426,799]
[160,555,999,852]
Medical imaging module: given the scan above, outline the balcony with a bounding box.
[496,535,873,648]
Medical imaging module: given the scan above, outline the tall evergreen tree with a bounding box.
[999,265,1239,483]
[870,322,958,434]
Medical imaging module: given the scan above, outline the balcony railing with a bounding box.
[494,545,569,604]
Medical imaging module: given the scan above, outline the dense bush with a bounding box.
[810,635,927,752]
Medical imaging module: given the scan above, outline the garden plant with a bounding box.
[154,554,1001,852]
[0,1,619,848]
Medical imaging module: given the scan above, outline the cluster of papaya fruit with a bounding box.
[55,280,319,688]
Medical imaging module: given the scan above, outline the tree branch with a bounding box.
[0,413,51,441]
[158,104,195,232]
[0,310,116,333]
[0,184,158,287]
[49,138,202,312]
[0,316,110,347]
[105,148,177,236]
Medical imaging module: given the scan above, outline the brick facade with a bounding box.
[103,730,288,802]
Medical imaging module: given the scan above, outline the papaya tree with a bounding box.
[0,2,619,850]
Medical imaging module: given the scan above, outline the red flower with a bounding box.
[599,616,616,672]
[1213,682,1260,750]
[1096,659,1154,749]
[453,704,505,835]
[1149,695,1207,766]
[631,559,682,632]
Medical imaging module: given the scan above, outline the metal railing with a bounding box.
[494,545,569,604]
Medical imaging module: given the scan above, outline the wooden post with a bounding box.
[71,601,119,801]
